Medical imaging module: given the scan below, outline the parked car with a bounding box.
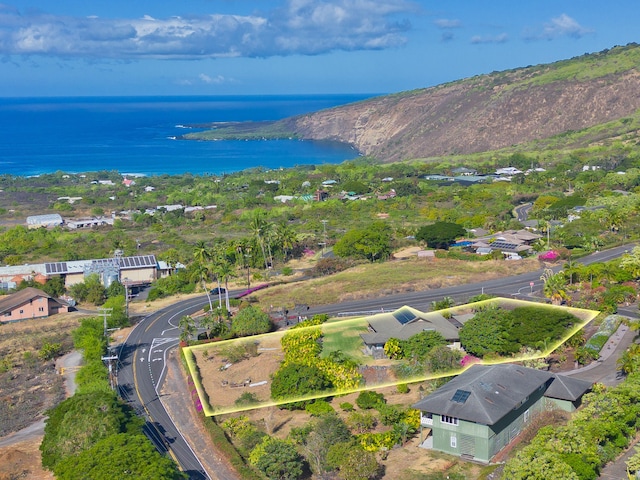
[210,287,226,295]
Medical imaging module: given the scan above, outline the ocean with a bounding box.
[0,95,374,177]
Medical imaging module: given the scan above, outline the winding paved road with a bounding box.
[118,244,636,478]
[118,295,212,479]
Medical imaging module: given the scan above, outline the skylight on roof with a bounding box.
[451,389,471,404]
[392,308,417,325]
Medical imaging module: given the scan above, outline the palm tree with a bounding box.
[178,315,196,343]
[215,260,235,312]
[250,212,270,273]
[617,344,640,374]
[193,240,212,265]
[235,240,252,288]
[199,313,217,338]
[541,268,569,305]
[190,256,213,312]
[563,258,579,285]
[275,222,298,261]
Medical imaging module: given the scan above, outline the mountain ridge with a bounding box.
[188,43,640,163]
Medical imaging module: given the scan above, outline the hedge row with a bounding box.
[584,314,622,354]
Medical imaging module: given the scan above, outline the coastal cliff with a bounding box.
[189,43,640,162]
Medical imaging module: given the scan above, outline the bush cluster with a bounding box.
[503,372,640,479]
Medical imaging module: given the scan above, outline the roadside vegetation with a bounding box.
[39,314,185,479]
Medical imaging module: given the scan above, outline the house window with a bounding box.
[3,312,10,317]
[38,307,44,312]
[450,435,457,448]
[441,415,459,426]
[19,309,24,314]
[421,413,433,426]
[524,408,530,423]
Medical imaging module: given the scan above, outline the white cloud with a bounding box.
[435,18,461,29]
[525,14,593,40]
[0,0,418,59]
[470,33,508,44]
[198,73,228,84]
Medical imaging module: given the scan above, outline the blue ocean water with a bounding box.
[0,95,373,177]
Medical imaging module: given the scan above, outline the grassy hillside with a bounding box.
[187,43,640,163]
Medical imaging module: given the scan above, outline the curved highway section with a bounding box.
[118,295,211,479]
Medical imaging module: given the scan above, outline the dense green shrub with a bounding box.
[305,400,335,416]
[340,402,355,412]
[249,437,305,480]
[560,453,598,480]
[271,363,333,409]
[53,433,185,480]
[231,306,272,337]
[356,391,386,410]
[584,315,622,355]
[40,391,143,470]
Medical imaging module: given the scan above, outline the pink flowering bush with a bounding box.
[538,250,560,261]
[460,354,480,367]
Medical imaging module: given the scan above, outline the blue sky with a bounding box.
[1,0,638,97]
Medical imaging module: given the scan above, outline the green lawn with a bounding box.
[320,317,372,364]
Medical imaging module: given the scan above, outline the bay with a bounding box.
[0,95,373,177]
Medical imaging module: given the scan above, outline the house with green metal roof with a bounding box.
[412,363,592,463]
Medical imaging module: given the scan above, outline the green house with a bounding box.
[412,364,592,463]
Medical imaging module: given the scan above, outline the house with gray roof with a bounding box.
[360,306,461,358]
[412,363,592,463]
[470,229,541,257]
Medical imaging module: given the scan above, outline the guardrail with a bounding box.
[337,310,394,317]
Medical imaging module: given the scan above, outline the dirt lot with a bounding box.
[0,437,53,480]
[0,312,91,480]
[0,312,88,437]
[193,335,285,411]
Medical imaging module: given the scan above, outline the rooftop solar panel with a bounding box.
[392,308,417,325]
[118,255,156,269]
[490,241,519,250]
[45,262,68,274]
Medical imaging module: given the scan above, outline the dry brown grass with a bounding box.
[0,311,88,437]
[0,437,54,480]
[252,256,540,308]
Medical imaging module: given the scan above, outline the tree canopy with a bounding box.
[459,305,577,357]
[249,437,305,480]
[333,222,393,262]
[40,391,142,470]
[231,306,272,337]
[53,433,186,480]
[415,221,466,249]
[270,363,333,408]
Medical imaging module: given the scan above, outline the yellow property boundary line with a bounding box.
[183,297,600,416]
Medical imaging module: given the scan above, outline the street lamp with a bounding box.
[244,254,251,289]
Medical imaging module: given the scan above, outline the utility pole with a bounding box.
[321,219,328,257]
[99,307,119,391]
[123,278,130,319]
